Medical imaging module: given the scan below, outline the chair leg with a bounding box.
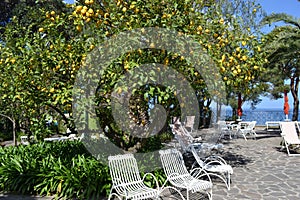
[108,192,122,200]
[242,131,247,140]
[286,143,291,156]
[208,188,213,200]
[227,172,231,190]
[186,189,189,200]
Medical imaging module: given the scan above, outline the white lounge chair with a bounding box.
[159,148,213,200]
[184,116,196,134]
[170,123,221,157]
[170,123,201,148]
[217,121,234,140]
[190,146,233,190]
[279,122,300,156]
[108,154,160,200]
[236,121,257,140]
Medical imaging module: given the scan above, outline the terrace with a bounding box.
[1,127,300,199]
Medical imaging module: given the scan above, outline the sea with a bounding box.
[224,108,296,125]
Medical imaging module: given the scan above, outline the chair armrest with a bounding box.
[190,167,212,184]
[204,155,228,165]
[203,160,227,168]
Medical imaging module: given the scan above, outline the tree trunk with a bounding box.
[290,76,299,121]
[47,104,77,134]
[0,114,16,146]
[216,99,222,123]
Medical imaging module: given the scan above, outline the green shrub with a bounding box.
[0,141,111,199]
[0,140,169,199]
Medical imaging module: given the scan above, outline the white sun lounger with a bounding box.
[279,122,300,156]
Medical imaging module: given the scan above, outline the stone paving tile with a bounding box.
[211,130,300,200]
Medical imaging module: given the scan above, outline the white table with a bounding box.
[238,121,252,128]
[44,137,69,142]
[265,121,280,130]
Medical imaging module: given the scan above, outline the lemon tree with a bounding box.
[208,0,269,118]
[0,1,84,140]
[0,0,268,148]
[68,0,267,148]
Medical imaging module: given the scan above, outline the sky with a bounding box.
[245,0,300,109]
[62,0,300,110]
[64,0,74,3]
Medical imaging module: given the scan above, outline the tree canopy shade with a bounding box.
[261,13,300,120]
[0,0,19,26]
[0,0,268,149]
[0,0,66,27]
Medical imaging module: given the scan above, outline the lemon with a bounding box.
[76,25,82,32]
[76,5,83,12]
[221,54,226,62]
[197,26,203,31]
[88,8,94,14]
[85,17,91,23]
[219,18,224,24]
[149,43,155,48]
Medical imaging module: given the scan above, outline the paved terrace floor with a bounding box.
[1,128,300,199]
[210,129,300,200]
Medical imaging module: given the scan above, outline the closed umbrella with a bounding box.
[284,90,289,120]
[237,93,242,120]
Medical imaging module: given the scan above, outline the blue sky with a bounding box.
[63,0,299,109]
[258,0,300,18]
[245,0,300,109]
[64,0,74,3]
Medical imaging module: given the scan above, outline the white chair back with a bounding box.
[159,148,189,177]
[280,122,300,144]
[108,154,142,191]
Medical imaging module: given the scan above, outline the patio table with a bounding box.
[265,121,280,130]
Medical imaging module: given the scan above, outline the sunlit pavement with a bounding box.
[160,128,300,199]
[211,129,300,200]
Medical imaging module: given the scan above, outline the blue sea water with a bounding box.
[225,109,297,125]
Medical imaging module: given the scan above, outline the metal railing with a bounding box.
[225,109,296,125]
